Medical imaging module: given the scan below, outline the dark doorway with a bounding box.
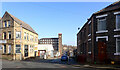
[98,38,107,62]
[24,45,28,57]
[35,51,37,57]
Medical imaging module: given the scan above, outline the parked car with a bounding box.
[61,55,68,61]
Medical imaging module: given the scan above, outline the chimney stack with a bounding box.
[58,33,62,56]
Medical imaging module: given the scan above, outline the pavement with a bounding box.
[1,57,120,70]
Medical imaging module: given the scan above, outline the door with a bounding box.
[38,51,40,56]
[98,41,107,62]
[24,45,28,57]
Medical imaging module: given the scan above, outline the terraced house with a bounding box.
[0,11,38,60]
[77,1,120,64]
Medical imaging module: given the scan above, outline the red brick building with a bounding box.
[77,1,120,64]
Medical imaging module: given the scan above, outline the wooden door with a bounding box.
[38,51,40,56]
[98,41,107,62]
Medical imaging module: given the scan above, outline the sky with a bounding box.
[1,2,113,46]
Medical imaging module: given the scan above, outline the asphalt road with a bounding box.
[1,58,119,70]
[2,58,81,68]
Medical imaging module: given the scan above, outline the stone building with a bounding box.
[0,11,38,60]
[77,1,120,64]
[38,33,62,58]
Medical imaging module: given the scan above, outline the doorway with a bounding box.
[98,39,107,62]
[24,45,28,57]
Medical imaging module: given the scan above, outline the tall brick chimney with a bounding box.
[58,33,62,56]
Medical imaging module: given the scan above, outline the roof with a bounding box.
[94,1,120,14]
[5,11,38,35]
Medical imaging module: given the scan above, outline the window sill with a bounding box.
[88,34,91,36]
[96,30,108,33]
[114,53,120,55]
[114,29,120,31]
[88,52,91,54]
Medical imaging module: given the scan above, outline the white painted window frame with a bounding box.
[88,20,91,24]
[96,36,108,41]
[114,11,120,15]
[16,31,21,39]
[114,14,120,31]
[96,14,108,18]
[114,37,120,55]
[88,38,91,41]
[88,34,91,37]
[96,30,108,33]
[97,17,107,33]
[88,52,91,54]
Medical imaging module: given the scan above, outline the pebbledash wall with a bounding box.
[0,11,38,60]
[77,1,120,63]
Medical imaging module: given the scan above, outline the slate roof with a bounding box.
[5,11,38,35]
[94,1,120,14]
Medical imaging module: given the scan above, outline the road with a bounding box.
[2,58,80,68]
[1,58,119,70]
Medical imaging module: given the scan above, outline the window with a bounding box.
[24,45,28,57]
[88,42,92,54]
[35,37,37,42]
[8,21,11,27]
[30,45,34,52]
[4,21,7,27]
[24,32,26,40]
[4,45,6,53]
[8,31,11,39]
[16,45,21,53]
[116,37,120,53]
[30,35,33,41]
[0,45,2,50]
[97,17,106,31]
[116,14,120,29]
[3,32,6,39]
[8,45,11,53]
[16,32,21,39]
[27,33,29,40]
[89,24,91,34]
